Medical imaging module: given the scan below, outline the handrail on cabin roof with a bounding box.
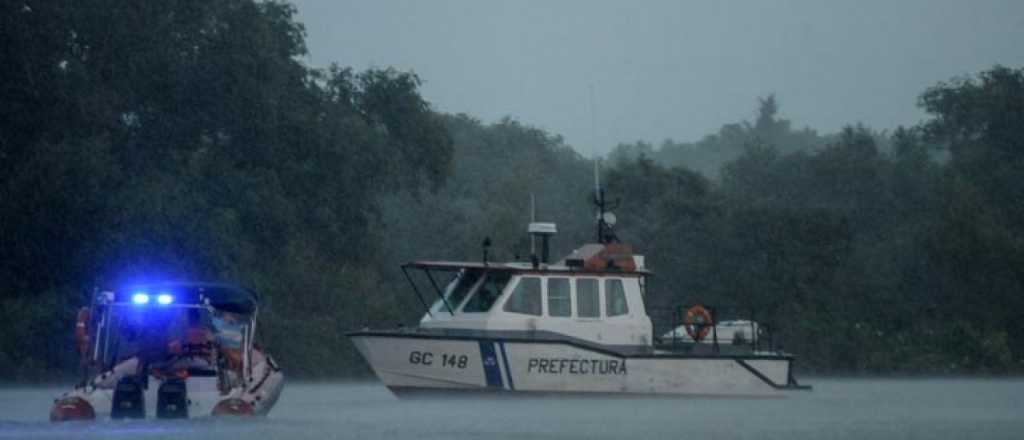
[401,260,653,276]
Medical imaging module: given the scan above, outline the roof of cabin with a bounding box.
[117,282,259,314]
[402,260,652,276]
[403,242,651,276]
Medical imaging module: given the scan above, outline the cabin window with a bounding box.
[503,277,542,316]
[431,269,483,313]
[547,277,572,317]
[606,279,629,316]
[462,272,511,313]
[576,278,600,318]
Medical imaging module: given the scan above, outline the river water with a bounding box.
[1,379,1022,439]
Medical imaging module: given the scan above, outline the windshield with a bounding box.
[98,305,251,368]
[429,269,483,314]
[461,272,511,313]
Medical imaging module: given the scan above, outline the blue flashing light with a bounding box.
[131,292,150,305]
[156,293,174,305]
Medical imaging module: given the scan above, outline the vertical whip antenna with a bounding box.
[530,194,537,257]
[594,159,605,243]
[593,159,619,244]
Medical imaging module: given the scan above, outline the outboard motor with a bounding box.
[111,377,145,419]
[157,378,189,419]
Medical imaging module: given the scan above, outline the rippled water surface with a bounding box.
[2,379,1023,439]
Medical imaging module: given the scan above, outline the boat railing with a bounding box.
[648,304,778,354]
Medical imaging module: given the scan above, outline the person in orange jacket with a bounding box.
[166,308,214,369]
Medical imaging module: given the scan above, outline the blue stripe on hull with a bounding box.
[478,341,503,388]
[498,342,515,390]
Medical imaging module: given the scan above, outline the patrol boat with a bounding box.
[349,183,810,397]
[50,282,284,421]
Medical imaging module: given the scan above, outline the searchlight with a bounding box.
[131,292,150,305]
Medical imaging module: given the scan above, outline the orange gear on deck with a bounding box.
[683,305,713,342]
[74,308,90,358]
[168,326,213,357]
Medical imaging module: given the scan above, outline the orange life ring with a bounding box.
[683,305,713,342]
[74,308,90,358]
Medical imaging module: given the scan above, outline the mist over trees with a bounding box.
[608,95,827,177]
[2,1,1023,379]
[603,69,1024,373]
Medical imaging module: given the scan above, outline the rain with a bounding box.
[2,1,1024,438]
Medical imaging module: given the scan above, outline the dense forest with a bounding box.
[2,1,1023,380]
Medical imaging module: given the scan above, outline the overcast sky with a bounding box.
[290,0,1024,156]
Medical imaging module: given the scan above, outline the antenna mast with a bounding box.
[530,194,536,256]
[595,160,604,243]
[593,159,619,244]
[589,85,618,244]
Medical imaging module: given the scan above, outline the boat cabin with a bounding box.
[81,283,260,377]
[405,243,654,347]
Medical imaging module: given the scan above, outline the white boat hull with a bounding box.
[53,353,284,420]
[350,332,806,397]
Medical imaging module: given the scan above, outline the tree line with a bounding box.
[2,1,1022,379]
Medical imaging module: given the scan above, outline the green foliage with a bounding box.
[0,0,451,379]
[610,67,1024,374]
[610,95,824,177]
[1,1,1022,378]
